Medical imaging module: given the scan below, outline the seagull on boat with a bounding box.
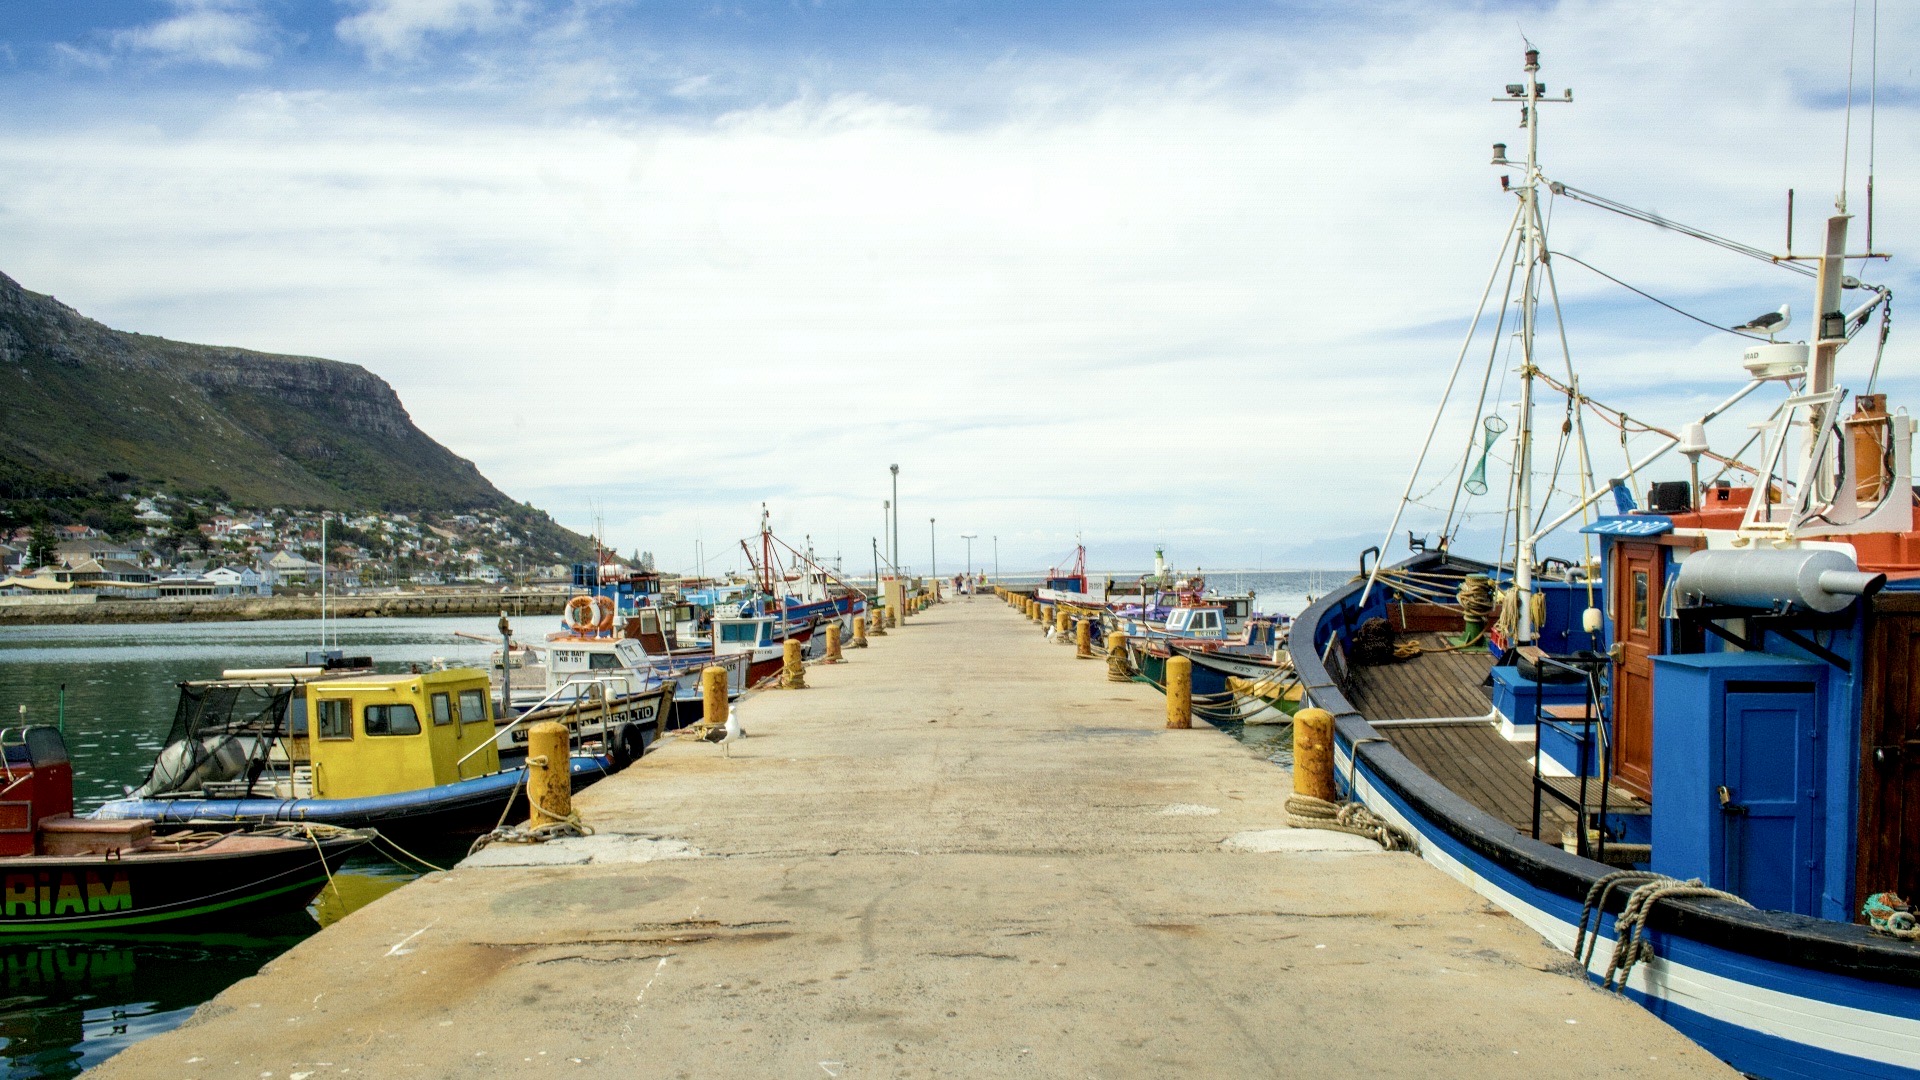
[1734,304,1790,341]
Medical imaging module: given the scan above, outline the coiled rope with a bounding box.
[1284,793,1415,851]
[1574,870,1752,992]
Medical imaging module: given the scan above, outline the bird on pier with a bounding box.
[1733,303,1790,341]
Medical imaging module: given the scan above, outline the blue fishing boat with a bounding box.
[1290,50,1919,1080]
[93,667,613,840]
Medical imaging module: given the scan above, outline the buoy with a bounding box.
[701,665,728,730]
[527,721,572,827]
[1292,708,1337,802]
[783,638,806,689]
[1165,655,1192,729]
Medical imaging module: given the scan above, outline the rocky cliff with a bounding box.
[0,271,516,514]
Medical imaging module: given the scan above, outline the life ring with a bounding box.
[594,595,616,632]
[564,596,598,633]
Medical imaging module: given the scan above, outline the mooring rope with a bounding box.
[1573,871,1752,993]
[1284,793,1415,851]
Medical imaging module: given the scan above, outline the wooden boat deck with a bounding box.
[1376,721,1571,832]
[1343,633,1494,720]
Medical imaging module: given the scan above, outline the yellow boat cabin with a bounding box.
[305,669,500,799]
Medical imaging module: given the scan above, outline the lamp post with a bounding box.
[961,534,976,599]
[882,500,890,577]
[889,465,900,573]
[929,517,937,586]
[993,535,999,585]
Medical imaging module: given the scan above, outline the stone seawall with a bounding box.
[0,591,565,626]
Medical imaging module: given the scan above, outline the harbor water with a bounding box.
[0,615,505,1078]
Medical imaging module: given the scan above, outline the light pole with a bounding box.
[929,517,937,589]
[961,534,976,599]
[889,465,900,574]
[993,535,999,585]
[882,500,890,577]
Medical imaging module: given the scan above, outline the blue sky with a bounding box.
[0,1,1913,575]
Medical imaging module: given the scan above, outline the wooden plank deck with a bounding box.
[1376,721,1569,833]
[1345,633,1494,720]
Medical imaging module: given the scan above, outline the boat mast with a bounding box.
[1512,48,1548,645]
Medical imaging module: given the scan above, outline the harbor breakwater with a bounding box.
[0,590,564,626]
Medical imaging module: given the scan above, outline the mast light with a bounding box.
[1492,142,1509,163]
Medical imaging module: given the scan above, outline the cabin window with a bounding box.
[639,610,660,634]
[587,652,618,670]
[431,692,454,726]
[458,689,490,725]
[1631,571,1650,631]
[720,623,758,643]
[365,703,421,736]
[315,698,352,740]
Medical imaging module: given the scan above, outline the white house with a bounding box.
[204,566,270,596]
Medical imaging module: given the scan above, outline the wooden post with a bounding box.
[527,721,572,827]
[1075,617,1093,658]
[701,665,728,730]
[783,638,806,689]
[825,622,844,662]
[1165,655,1192,729]
[1292,707,1337,801]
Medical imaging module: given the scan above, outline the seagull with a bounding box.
[1734,303,1791,341]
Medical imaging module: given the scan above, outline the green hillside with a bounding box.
[0,271,590,557]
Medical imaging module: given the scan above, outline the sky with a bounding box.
[0,1,1914,576]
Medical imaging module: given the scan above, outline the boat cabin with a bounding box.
[712,615,781,655]
[306,669,498,799]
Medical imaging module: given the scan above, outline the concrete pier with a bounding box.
[92,600,1733,1079]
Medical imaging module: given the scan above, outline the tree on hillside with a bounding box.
[27,522,56,568]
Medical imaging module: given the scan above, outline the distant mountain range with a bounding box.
[0,271,590,557]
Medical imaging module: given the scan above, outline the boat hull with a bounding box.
[1291,553,1920,1080]
[0,832,369,937]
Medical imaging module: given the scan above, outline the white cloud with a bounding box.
[110,0,274,69]
[336,0,524,59]
[2,0,1915,572]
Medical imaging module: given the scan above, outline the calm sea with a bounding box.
[0,615,504,1078]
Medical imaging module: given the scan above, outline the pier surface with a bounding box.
[94,601,1732,1079]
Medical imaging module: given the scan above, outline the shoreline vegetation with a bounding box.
[0,589,565,626]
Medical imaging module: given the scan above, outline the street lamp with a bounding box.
[993,535,999,585]
[882,500,890,577]
[929,517,937,586]
[889,465,900,573]
[961,534,976,599]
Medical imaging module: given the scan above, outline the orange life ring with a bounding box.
[594,595,616,632]
[564,595,597,633]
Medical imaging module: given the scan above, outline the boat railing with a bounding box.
[457,671,660,771]
[1527,652,1615,863]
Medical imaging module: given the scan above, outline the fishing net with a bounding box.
[134,682,293,798]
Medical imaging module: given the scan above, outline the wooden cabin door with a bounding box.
[1860,593,1920,907]
[1610,542,1663,799]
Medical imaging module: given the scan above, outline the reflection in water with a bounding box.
[0,616,503,1077]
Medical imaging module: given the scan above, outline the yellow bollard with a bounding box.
[1054,607,1071,644]
[783,638,806,689]
[852,614,868,648]
[887,607,898,629]
[1292,708,1337,802]
[1075,617,1093,659]
[1107,631,1132,682]
[871,611,888,637]
[825,622,844,662]
[527,721,572,827]
[701,665,728,730]
[1165,655,1192,729]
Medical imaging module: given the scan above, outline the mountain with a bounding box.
[0,271,589,556]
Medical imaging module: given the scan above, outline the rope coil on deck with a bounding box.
[1284,793,1415,852]
[1574,870,1753,993]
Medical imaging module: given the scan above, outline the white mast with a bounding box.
[1512,47,1561,645]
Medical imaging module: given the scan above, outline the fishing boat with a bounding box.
[1289,50,1919,1080]
[0,726,370,934]
[92,667,613,839]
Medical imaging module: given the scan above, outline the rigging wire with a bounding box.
[1841,0,1860,209]
[1551,184,1817,278]
[1549,251,1770,340]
